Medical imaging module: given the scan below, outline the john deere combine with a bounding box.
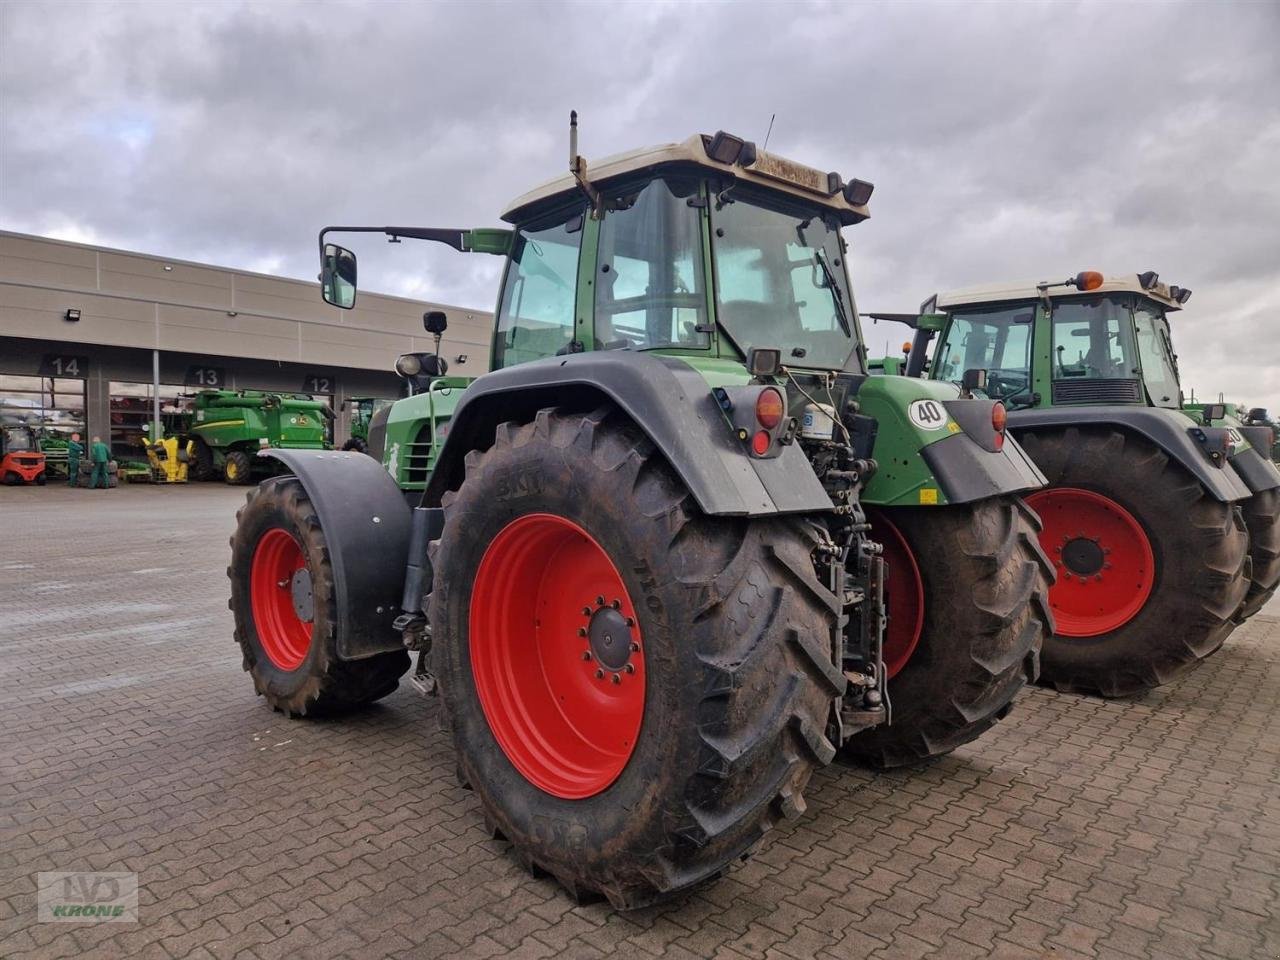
[228,121,1051,906]
[185,389,332,484]
[896,270,1280,696]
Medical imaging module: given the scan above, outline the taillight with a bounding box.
[755,388,784,429]
[992,402,1007,450]
[751,430,771,456]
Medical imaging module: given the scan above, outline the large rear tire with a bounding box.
[1018,426,1249,697]
[1237,487,1280,621]
[429,406,843,908]
[839,497,1050,769]
[228,477,409,716]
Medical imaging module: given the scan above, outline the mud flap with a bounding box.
[259,449,411,659]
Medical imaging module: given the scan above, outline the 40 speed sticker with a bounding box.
[907,398,948,430]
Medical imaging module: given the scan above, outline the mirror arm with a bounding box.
[318,226,513,258]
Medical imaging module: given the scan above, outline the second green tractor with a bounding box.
[890,271,1280,696]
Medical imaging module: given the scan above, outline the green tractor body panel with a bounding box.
[382,378,472,491]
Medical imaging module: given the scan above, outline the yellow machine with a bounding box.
[141,437,195,483]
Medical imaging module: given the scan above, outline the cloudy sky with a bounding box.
[2,0,1278,410]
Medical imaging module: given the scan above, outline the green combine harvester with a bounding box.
[883,270,1280,696]
[227,119,1053,907]
[186,389,333,484]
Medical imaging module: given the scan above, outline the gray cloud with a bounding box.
[2,0,1278,410]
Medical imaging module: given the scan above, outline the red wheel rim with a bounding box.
[470,513,645,800]
[867,512,924,679]
[250,528,314,671]
[1025,487,1155,637]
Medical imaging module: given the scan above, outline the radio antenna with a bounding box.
[762,113,776,151]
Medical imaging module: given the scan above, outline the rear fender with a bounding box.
[855,376,1045,507]
[1227,443,1280,494]
[259,449,410,659]
[422,351,832,517]
[1007,407,1252,502]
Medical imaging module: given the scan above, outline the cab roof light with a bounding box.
[1137,270,1159,290]
[706,131,756,166]
[1073,270,1104,291]
[843,179,875,206]
[1173,286,1192,304]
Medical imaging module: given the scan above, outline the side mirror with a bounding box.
[423,311,448,335]
[1247,407,1267,422]
[321,243,358,309]
[1201,403,1226,423]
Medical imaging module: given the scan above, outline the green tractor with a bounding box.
[186,389,333,484]
[1186,399,1280,464]
[227,122,1051,907]
[890,270,1280,696]
[341,396,394,454]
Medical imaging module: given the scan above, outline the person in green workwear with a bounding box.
[66,433,84,487]
[90,435,112,489]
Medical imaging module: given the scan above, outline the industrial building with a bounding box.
[0,230,493,460]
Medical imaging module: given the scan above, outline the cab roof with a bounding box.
[937,272,1185,312]
[500,133,872,226]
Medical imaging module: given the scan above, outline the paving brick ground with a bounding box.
[2,483,1278,960]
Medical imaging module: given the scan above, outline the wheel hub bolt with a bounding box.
[582,607,592,617]
[596,596,605,606]
[595,668,604,679]
[582,651,592,661]
[630,642,640,652]
[577,627,587,637]
[624,663,635,674]
[611,673,621,684]
[611,599,621,610]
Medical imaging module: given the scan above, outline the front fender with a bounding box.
[422,352,832,517]
[259,449,410,659]
[1007,406,1252,502]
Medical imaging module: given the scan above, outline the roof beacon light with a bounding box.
[843,179,875,206]
[1074,271,1105,291]
[1137,270,1159,290]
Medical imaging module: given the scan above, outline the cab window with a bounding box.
[493,211,584,369]
[1133,304,1181,407]
[1051,298,1139,381]
[933,305,1033,404]
[594,177,708,351]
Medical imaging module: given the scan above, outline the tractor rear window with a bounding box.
[493,212,584,370]
[933,305,1033,405]
[710,191,860,372]
[1051,297,1139,381]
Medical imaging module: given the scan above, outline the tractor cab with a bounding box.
[921,272,1188,411]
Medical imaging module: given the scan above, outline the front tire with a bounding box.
[840,497,1050,768]
[1019,426,1250,697]
[228,477,409,716]
[429,406,842,908]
